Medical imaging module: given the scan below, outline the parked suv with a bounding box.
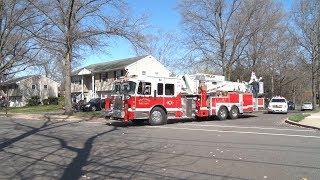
[267,97,288,114]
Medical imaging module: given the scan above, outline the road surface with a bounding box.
[0,112,319,179]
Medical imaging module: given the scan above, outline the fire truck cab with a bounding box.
[105,73,264,125]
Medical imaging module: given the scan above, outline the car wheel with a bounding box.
[217,106,228,120]
[228,106,239,119]
[149,107,167,126]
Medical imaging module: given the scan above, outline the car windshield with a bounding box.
[113,81,136,94]
[271,99,286,102]
[304,102,312,105]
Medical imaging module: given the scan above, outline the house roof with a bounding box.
[0,75,59,86]
[72,55,148,75]
[0,75,35,86]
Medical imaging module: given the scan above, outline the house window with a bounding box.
[157,83,163,95]
[121,70,125,76]
[9,84,18,89]
[142,71,146,75]
[165,84,174,95]
[32,85,36,89]
[102,72,108,81]
[44,85,48,89]
[71,76,81,84]
[99,73,102,82]
[114,71,117,78]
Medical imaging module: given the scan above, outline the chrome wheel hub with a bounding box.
[220,110,226,118]
[232,109,237,116]
[151,111,162,122]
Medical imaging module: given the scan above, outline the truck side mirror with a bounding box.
[154,90,157,98]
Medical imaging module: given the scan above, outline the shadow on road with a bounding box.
[1,113,318,179]
[108,114,259,127]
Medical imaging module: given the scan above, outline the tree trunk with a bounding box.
[270,75,274,97]
[225,66,232,81]
[63,0,75,115]
[311,69,317,107]
[64,51,72,115]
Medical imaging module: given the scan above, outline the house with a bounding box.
[71,55,171,101]
[0,75,59,107]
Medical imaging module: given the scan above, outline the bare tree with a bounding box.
[178,0,275,80]
[28,0,148,114]
[0,0,40,82]
[292,0,320,105]
[147,31,177,66]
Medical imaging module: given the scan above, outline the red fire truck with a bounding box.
[104,73,264,125]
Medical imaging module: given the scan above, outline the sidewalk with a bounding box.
[0,112,106,123]
[300,112,320,129]
[286,112,320,130]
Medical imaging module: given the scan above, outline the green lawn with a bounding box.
[288,107,320,122]
[0,104,63,114]
[288,113,310,122]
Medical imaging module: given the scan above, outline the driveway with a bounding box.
[0,112,319,179]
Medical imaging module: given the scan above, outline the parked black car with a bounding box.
[82,98,105,111]
[287,101,295,110]
[0,98,8,108]
[72,100,86,112]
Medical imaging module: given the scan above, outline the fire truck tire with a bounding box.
[228,106,239,119]
[149,107,167,126]
[217,106,228,120]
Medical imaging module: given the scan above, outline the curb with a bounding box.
[285,118,320,130]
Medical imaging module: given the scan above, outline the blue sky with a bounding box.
[83,0,293,67]
[84,0,180,67]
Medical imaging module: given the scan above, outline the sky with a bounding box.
[84,0,180,67]
[83,0,293,68]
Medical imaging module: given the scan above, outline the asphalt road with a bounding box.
[0,111,319,180]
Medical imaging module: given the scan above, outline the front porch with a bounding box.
[71,68,116,102]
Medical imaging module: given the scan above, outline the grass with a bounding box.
[288,106,320,122]
[0,104,63,114]
[288,113,310,122]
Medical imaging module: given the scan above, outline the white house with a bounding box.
[71,55,171,101]
[0,75,60,107]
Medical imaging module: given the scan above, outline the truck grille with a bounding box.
[114,96,123,110]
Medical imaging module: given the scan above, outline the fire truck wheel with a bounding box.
[228,106,239,119]
[217,106,228,120]
[149,107,167,125]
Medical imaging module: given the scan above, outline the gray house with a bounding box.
[0,75,59,107]
[71,55,171,102]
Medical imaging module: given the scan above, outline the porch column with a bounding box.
[81,75,84,100]
[92,74,95,98]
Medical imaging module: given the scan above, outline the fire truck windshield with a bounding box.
[113,81,136,94]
